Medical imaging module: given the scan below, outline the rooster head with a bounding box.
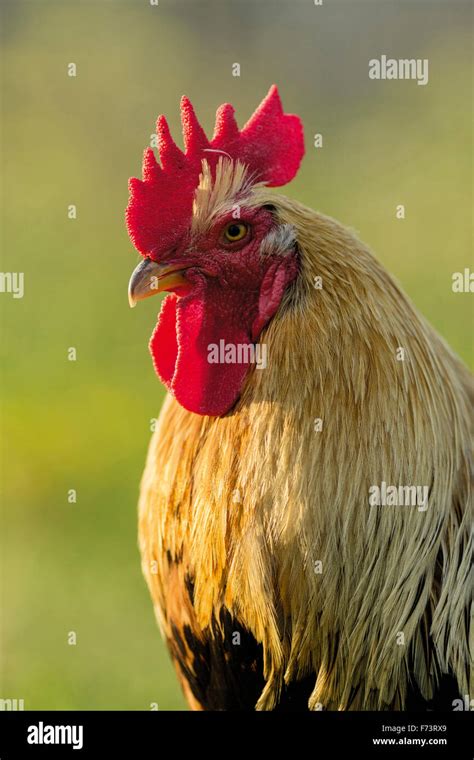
[126,86,305,416]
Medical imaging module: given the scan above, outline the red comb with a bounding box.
[126,85,304,259]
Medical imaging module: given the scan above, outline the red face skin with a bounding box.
[149,206,298,416]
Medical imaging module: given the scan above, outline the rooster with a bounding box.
[126,86,472,711]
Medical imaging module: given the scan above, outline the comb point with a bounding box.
[157,115,185,170]
[142,148,161,182]
[180,96,209,156]
[213,103,239,144]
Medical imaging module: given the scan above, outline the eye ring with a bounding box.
[223,222,249,243]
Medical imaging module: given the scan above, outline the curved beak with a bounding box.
[128,258,188,308]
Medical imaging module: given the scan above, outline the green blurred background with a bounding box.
[0,0,472,709]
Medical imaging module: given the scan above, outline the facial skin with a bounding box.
[129,205,275,299]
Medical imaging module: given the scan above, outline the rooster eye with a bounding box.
[223,222,249,242]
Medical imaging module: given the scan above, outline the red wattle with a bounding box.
[149,286,256,416]
[149,255,298,417]
[149,294,179,386]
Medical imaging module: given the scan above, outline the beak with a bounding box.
[128,258,188,308]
